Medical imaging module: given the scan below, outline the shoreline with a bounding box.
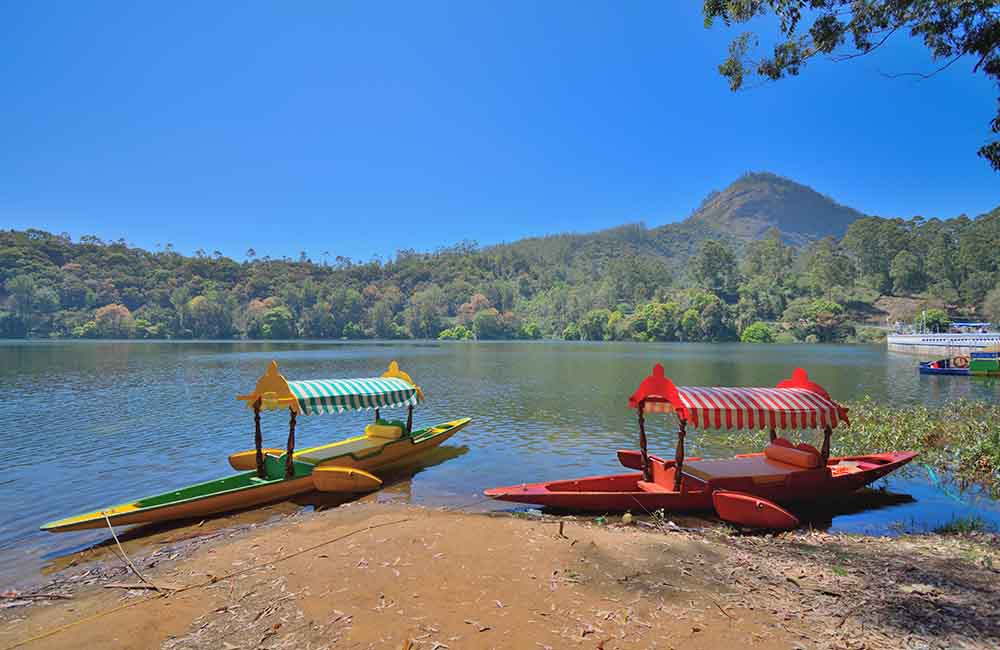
[3,503,999,650]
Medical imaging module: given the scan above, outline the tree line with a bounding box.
[1,208,998,343]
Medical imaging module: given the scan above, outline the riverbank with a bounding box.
[2,503,998,650]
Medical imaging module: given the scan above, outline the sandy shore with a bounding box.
[2,503,999,650]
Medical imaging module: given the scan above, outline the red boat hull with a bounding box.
[713,490,800,530]
[484,450,918,513]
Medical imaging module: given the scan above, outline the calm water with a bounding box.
[1,340,999,586]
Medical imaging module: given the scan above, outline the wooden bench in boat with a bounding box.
[681,456,815,486]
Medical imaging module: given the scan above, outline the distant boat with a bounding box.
[919,348,1000,377]
[888,321,1000,355]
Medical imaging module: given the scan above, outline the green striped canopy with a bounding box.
[287,376,421,415]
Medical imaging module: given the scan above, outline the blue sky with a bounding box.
[2,2,997,260]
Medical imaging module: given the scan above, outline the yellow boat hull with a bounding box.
[228,448,284,470]
[312,466,382,492]
[41,475,315,533]
[229,418,471,474]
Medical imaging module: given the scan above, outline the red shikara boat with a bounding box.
[484,364,917,515]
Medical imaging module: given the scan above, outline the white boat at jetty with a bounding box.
[887,321,1000,355]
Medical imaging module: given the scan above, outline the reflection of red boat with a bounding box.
[485,365,918,517]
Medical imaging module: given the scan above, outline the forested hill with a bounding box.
[684,172,865,245]
[1,172,998,343]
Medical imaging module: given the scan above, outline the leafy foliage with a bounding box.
[740,321,777,343]
[705,1,1000,170]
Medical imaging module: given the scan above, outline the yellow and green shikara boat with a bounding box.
[41,361,470,533]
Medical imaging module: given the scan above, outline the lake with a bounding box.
[1,340,999,587]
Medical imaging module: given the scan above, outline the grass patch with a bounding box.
[715,398,1000,497]
[934,515,995,535]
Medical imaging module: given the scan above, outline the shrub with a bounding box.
[740,322,776,343]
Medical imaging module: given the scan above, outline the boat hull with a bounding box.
[312,466,382,492]
[484,451,918,513]
[919,351,1000,376]
[40,460,316,533]
[713,490,800,530]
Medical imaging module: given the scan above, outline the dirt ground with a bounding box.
[2,503,998,650]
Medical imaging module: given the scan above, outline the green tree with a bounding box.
[5,275,37,325]
[33,286,61,332]
[261,306,294,339]
[889,250,925,295]
[578,309,612,341]
[342,321,365,339]
[704,0,1000,170]
[690,240,739,302]
[629,301,682,341]
[187,293,234,338]
[518,322,543,340]
[741,229,794,287]
[170,287,190,333]
[472,308,505,340]
[784,298,848,342]
[984,285,1000,325]
[921,308,951,333]
[740,322,776,344]
[404,286,446,339]
[438,324,474,340]
[562,322,582,340]
[369,299,397,339]
[680,308,701,341]
[960,271,996,306]
[802,237,854,296]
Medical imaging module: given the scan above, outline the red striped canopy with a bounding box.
[628,364,849,431]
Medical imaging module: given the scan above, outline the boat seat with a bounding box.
[682,456,809,483]
[764,442,821,468]
[366,423,404,439]
[637,480,672,493]
[296,437,387,464]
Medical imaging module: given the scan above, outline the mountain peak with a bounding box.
[684,172,865,244]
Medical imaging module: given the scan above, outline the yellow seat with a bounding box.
[365,423,403,440]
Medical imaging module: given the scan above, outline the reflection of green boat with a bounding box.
[41,361,470,532]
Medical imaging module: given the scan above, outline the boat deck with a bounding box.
[296,436,389,464]
[682,456,807,482]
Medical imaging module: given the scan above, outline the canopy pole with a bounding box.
[673,418,687,492]
[637,400,651,482]
[374,408,380,423]
[768,427,776,443]
[820,425,832,466]
[406,405,413,434]
[253,398,264,479]
[285,407,297,479]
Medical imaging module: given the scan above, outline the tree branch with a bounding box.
[879,53,966,80]
[828,26,900,62]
